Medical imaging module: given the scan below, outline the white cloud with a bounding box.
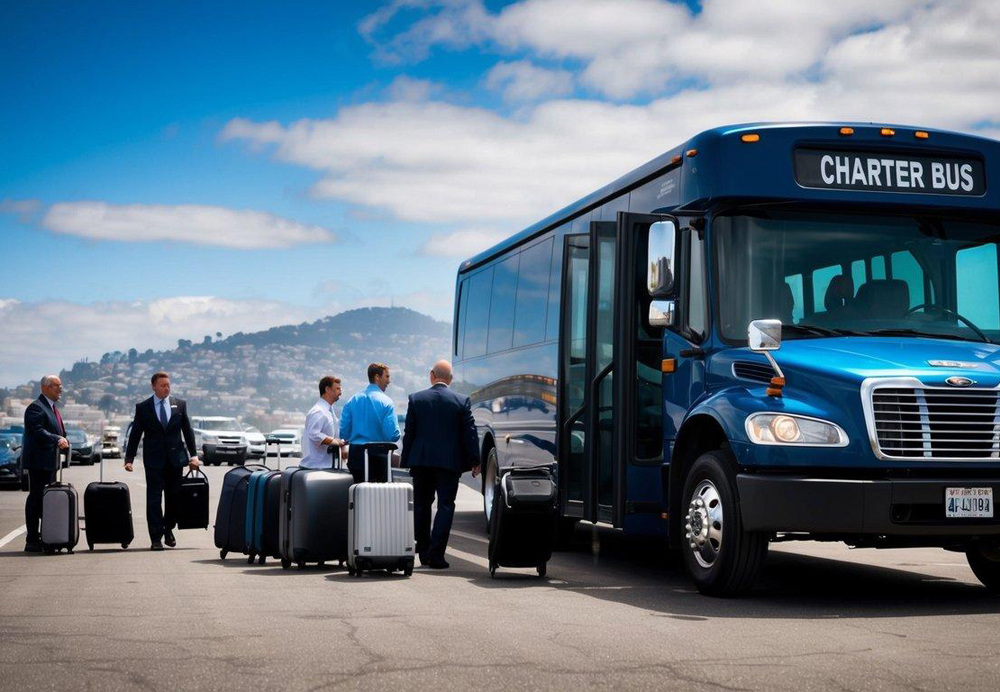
[40,202,337,249]
[485,60,574,102]
[0,296,316,387]
[418,228,509,257]
[224,0,999,243]
[386,75,442,101]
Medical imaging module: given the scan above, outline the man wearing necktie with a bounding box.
[124,372,200,550]
[21,375,70,552]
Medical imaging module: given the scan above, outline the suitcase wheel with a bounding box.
[67,549,73,555]
[220,549,228,560]
[247,554,255,565]
[258,555,266,566]
[297,562,306,570]
[489,563,496,579]
[88,544,94,551]
[121,543,129,550]
[281,558,291,570]
[537,564,547,578]
[403,566,413,577]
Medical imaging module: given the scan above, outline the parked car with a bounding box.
[242,424,266,460]
[191,416,248,466]
[101,426,122,458]
[0,433,27,490]
[66,427,101,465]
[267,429,302,457]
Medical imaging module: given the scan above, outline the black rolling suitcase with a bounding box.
[84,454,133,550]
[214,464,267,559]
[174,467,210,529]
[488,466,557,578]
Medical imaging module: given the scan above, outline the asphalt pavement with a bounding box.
[1,461,1000,691]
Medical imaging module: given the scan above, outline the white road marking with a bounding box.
[441,545,490,568]
[0,525,27,549]
[451,529,488,544]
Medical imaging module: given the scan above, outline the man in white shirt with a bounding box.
[300,375,346,469]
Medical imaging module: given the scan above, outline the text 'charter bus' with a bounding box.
[452,122,1000,595]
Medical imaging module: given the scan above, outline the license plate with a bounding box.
[945,487,994,518]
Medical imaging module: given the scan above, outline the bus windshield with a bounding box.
[715,210,1000,344]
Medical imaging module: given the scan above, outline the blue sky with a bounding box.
[1,0,998,386]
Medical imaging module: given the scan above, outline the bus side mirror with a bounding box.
[648,300,675,327]
[647,220,678,298]
[748,319,782,351]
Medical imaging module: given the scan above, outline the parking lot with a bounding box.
[2,462,1000,691]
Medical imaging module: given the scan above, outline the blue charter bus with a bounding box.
[452,122,1000,595]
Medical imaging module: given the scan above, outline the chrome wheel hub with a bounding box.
[685,480,723,569]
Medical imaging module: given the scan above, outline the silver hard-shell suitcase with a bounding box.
[347,443,415,577]
[41,446,80,554]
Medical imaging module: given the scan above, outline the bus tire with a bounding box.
[967,542,1000,592]
[483,447,499,534]
[680,450,767,596]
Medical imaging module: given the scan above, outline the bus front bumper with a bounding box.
[737,475,1000,536]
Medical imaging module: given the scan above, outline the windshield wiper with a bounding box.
[864,328,988,343]
[782,324,850,338]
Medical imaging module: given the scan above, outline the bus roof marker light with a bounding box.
[686,149,698,158]
[915,131,930,140]
[740,133,760,143]
[670,154,682,165]
[839,127,854,136]
[881,128,895,137]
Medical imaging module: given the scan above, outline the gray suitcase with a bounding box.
[278,444,351,570]
[41,446,80,554]
[347,443,415,577]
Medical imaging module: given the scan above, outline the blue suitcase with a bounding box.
[245,437,286,564]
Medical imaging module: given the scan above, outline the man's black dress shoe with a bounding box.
[24,541,42,553]
[163,529,176,548]
[427,558,450,569]
[151,541,164,551]
[418,552,429,566]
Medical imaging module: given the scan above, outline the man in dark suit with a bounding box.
[401,360,479,569]
[124,371,201,550]
[21,375,70,552]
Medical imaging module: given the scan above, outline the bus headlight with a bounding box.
[745,413,848,447]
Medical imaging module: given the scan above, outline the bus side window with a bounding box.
[851,259,866,294]
[455,279,469,358]
[890,250,925,308]
[513,237,554,348]
[784,274,803,323]
[487,254,520,354]
[957,244,1000,330]
[464,267,494,358]
[811,264,843,314]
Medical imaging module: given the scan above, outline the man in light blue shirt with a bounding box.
[341,362,400,483]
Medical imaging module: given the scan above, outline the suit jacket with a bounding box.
[401,384,479,474]
[22,395,66,471]
[124,396,197,470]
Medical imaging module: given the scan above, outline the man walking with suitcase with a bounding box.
[401,360,479,569]
[301,375,346,469]
[21,375,70,552]
[123,372,201,550]
[340,363,400,484]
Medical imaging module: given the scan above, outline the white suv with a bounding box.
[191,416,248,466]
[267,428,302,458]
[242,424,266,460]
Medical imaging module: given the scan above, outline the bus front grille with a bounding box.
[870,386,1000,460]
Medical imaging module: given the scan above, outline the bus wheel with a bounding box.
[681,450,767,596]
[967,542,1000,592]
[483,447,499,534]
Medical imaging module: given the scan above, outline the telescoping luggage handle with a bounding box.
[362,442,397,483]
[264,435,285,471]
[54,442,71,483]
[326,440,345,470]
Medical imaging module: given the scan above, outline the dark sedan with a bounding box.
[66,427,101,465]
[0,434,27,490]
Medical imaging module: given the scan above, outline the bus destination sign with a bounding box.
[794,149,986,196]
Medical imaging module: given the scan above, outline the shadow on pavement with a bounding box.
[432,509,1000,620]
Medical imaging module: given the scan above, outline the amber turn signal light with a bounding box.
[740,133,760,143]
